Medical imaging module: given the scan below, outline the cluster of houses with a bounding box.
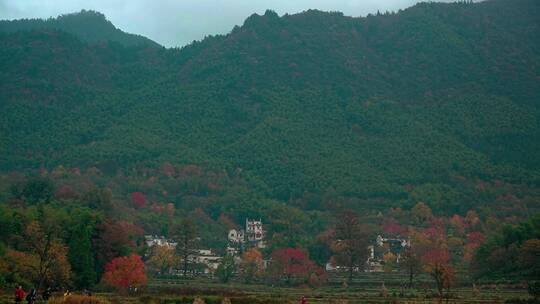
[145,219,410,275]
[366,235,410,272]
[144,219,266,275]
[144,235,177,248]
[324,235,410,272]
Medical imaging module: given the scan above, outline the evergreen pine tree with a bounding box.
[68,215,97,288]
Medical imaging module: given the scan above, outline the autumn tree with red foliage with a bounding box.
[54,185,78,200]
[463,232,485,263]
[93,220,144,275]
[268,248,325,286]
[101,254,147,292]
[383,221,408,237]
[131,192,146,209]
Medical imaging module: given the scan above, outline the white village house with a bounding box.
[144,235,177,248]
[227,219,266,256]
[145,235,221,274]
[188,249,222,274]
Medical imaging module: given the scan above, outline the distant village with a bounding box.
[144,219,409,275]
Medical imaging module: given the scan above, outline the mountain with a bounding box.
[0,0,539,214]
[0,10,160,47]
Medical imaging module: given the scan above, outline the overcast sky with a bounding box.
[0,0,453,47]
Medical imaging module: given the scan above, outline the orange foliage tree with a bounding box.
[383,252,397,273]
[10,220,72,288]
[5,244,71,288]
[240,248,264,283]
[101,254,147,291]
[449,215,465,236]
[422,249,454,299]
[410,223,455,298]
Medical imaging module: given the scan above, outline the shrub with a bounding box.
[529,281,540,299]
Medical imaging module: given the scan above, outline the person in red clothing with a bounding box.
[300,296,307,304]
[14,286,26,303]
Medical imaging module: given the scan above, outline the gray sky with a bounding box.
[0,0,453,47]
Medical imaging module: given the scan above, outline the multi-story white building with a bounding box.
[227,218,266,255]
[246,218,266,249]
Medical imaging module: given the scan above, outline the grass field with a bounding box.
[0,273,533,304]
[0,289,531,303]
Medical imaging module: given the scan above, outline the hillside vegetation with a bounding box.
[0,0,539,214]
[0,0,539,291]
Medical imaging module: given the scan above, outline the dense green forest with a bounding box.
[0,0,539,290]
[1,0,539,208]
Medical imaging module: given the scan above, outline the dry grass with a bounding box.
[49,294,112,304]
[221,298,231,304]
[193,297,206,304]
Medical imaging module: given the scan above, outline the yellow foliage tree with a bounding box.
[147,245,180,275]
[412,202,433,225]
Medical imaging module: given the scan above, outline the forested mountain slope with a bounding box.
[0,0,539,214]
[0,10,160,47]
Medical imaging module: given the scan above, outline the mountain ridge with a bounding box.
[0,10,161,47]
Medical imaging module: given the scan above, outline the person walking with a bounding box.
[25,288,37,304]
[300,296,307,304]
[42,287,52,303]
[14,286,26,303]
